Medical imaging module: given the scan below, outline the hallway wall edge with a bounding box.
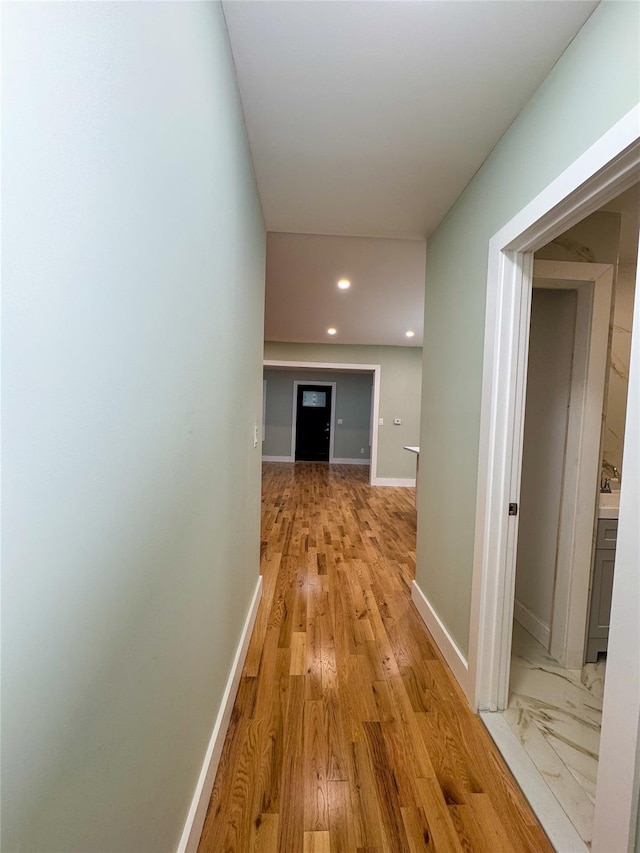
[411,579,471,704]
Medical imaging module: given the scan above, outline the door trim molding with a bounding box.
[263,360,381,485]
[468,103,640,852]
[292,380,337,463]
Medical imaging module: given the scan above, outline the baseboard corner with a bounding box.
[513,598,550,649]
[411,579,470,698]
[371,477,416,487]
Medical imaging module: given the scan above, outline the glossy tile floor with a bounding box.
[504,622,606,847]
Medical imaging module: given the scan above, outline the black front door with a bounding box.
[295,385,332,462]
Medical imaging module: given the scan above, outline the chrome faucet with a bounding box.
[601,460,620,491]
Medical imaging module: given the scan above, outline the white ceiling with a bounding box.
[265,232,426,345]
[223,0,598,239]
[223,0,599,347]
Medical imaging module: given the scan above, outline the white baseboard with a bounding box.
[331,457,370,465]
[372,477,416,487]
[480,712,588,853]
[513,598,550,648]
[177,575,263,853]
[411,580,470,698]
[262,455,294,463]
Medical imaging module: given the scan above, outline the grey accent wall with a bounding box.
[264,342,423,479]
[2,4,265,850]
[416,0,640,658]
[263,369,372,460]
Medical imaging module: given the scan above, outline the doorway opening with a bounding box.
[263,359,381,484]
[502,189,639,848]
[469,108,640,853]
[293,382,335,462]
[506,252,615,846]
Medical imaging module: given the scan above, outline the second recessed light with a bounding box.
[327,327,337,336]
[337,279,351,290]
[405,330,415,338]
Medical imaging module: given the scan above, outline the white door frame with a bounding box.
[291,380,337,463]
[526,261,613,669]
[468,104,640,852]
[263,360,381,485]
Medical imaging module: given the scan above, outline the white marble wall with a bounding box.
[536,209,639,479]
[536,211,621,267]
[603,261,637,473]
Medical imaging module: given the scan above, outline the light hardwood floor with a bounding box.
[198,463,552,852]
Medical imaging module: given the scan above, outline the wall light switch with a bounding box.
[337,418,343,425]
[378,418,384,426]
[393,418,402,425]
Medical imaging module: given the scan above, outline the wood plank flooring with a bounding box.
[198,463,552,852]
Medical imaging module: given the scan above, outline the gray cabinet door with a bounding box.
[585,519,618,662]
[588,551,615,638]
[596,519,618,550]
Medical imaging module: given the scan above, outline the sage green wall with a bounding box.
[264,342,422,479]
[416,0,640,657]
[2,3,265,851]
[264,369,373,460]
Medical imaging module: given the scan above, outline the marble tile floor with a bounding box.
[504,622,606,848]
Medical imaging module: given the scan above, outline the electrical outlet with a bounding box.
[253,424,258,448]
[337,418,343,425]
[360,447,365,454]
[378,417,384,426]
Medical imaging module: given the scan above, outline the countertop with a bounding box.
[598,491,619,520]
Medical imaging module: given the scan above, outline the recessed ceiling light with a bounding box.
[337,279,351,290]
[405,330,415,338]
[327,327,337,336]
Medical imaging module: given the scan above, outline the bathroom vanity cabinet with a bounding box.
[585,517,618,663]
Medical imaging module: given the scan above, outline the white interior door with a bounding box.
[514,287,577,652]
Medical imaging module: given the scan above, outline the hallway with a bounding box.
[198,464,552,852]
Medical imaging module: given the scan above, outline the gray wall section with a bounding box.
[2,4,265,851]
[415,0,640,658]
[264,369,372,460]
[264,342,422,479]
